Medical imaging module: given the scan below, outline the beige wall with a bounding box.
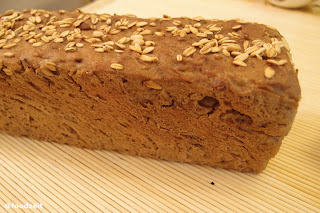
[0,0,93,13]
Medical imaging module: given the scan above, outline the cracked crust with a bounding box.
[0,10,300,172]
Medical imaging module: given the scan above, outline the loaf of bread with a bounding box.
[0,9,300,172]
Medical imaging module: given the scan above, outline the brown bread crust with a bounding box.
[0,10,300,172]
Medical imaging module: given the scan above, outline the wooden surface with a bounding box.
[1,0,320,212]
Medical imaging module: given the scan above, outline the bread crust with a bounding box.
[0,10,300,172]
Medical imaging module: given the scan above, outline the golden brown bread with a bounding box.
[0,9,300,172]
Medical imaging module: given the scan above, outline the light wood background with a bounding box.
[0,0,319,212]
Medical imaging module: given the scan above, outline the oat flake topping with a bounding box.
[0,9,293,78]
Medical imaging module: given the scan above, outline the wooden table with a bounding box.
[1,0,319,212]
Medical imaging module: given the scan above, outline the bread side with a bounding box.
[0,10,300,172]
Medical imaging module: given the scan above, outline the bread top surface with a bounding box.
[0,9,300,100]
